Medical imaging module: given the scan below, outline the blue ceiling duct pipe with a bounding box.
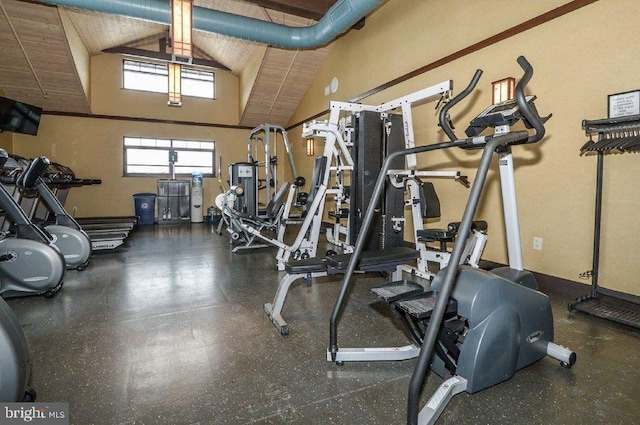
[39,0,385,49]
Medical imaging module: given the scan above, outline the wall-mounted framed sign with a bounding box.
[608,90,640,118]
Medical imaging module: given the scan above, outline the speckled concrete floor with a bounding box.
[5,224,640,424]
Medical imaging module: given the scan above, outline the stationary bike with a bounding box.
[0,295,34,401]
[0,150,35,401]
[0,150,65,298]
[13,157,92,270]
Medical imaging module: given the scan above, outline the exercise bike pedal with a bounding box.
[394,291,458,320]
[370,280,424,303]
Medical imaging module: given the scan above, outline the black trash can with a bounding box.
[133,193,156,225]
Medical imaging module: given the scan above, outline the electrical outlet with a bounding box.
[533,236,543,251]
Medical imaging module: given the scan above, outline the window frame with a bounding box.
[122,59,216,100]
[123,136,216,178]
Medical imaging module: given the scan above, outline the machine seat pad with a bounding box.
[417,229,455,241]
[285,257,327,274]
[326,247,419,272]
[417,220,488,242]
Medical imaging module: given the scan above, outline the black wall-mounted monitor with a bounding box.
[0,96,43,136]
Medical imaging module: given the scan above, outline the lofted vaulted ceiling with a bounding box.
[0,0,367,127]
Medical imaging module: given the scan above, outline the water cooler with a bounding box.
[191,172,204,223]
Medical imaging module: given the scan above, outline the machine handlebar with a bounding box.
[459,55,549,149]
[515,55,548,145]
[439,69,483,141]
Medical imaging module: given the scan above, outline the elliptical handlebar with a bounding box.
[439,69,484,141]
[457,55,549,150]
[515,55,548,145]
[406,56,547,425]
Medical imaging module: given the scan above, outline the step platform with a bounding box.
[395,291,458,320]
[370,280,424,303]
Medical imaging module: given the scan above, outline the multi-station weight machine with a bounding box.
[227,124,298,219]
[263,80,484,335]
[314,81,476,278]
[222,82,484,281]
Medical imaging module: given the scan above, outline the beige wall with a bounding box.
[91,53,240,125]
[12,115,248,218]
[10,52,249,218]
[288,0,640,295]
[0,132,11,152]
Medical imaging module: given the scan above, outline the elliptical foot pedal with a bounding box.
[395,291,458,320]
[370,280,424,303]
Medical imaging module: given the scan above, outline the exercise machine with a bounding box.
[0,150,65,298]
[216,181,291,250]
[12,157,92,270]
[0,295,34,401]
[247,124,299,217]
[311,83,472,277]
[0,149,34,400]
[264,80,490,334]
[327,57,576,424]
[6,157,132,251]
[219,124,306,252]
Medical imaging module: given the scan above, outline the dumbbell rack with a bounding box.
[569,114,640,328]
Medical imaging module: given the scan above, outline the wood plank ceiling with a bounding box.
[0,0,90,113]
[0,0,347,127]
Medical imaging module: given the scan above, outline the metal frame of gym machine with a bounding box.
[322,79,468,365]
[248,124,298,217]
[216,119,349,264]
[218,124,303,253]
[314,81,469,277]
[223,84,468,273]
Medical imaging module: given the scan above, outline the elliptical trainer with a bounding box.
[326,57,576,425]
[403,56,576,425]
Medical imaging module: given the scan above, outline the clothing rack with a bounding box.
[569,114,640,328]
